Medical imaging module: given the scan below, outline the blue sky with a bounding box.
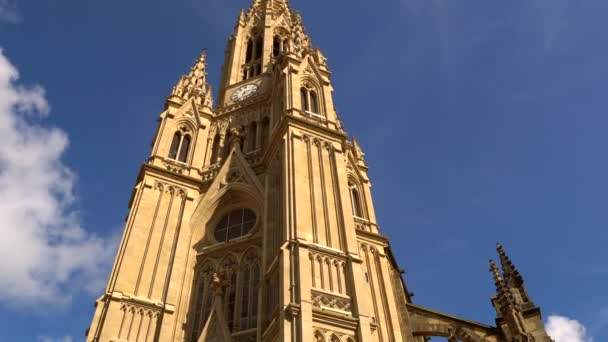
[0,0,607,341]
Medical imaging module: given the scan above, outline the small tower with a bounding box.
[170,50,214,108]
[491,245,553,342]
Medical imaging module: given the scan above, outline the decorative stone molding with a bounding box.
[313,327,356,342]
[199,164,222,181]
[162,158,189,175]
[311,289,352,313]
[353,217,372,232]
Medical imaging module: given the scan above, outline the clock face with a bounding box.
[231,84,259,102]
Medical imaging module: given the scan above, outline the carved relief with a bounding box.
[309,251,349,296]
[313,328,356,342]
[311,289,352,313]
[162,158,189,174]
[116,303,160,342]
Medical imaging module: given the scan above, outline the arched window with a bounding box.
[168,131,191,163]
[349,182,364,218]
[249,122,258,152]
[190,276,207,341]
[310,91,319,114]
[169,132,181,160]
[178,135,191,162]
[245,39,253,63]
[239,126,246,152]
[255,35,264,60]
[210,134,220,165]
[190,267,215,341]
[261,118,270,150]
[225,272,237,331]
[240,267,250,329]
[301,88,309,111]
[250,265,260,328]
[223,131,233,160]
[273,36,281,57]
[213,208,257,243]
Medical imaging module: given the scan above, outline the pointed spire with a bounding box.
[490,260,506,296]
[496,243,524,287]
[489,259,515,312]
[248,0,291,17]
[171,50,213,108]
[237,9,246,27]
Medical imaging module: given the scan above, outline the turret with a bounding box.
[491,245,553,342]
[169,50,214,109]
[149,50,214,175]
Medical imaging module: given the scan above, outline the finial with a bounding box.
[170,50,213,107]
[496,243,523,287]
[490,259,515,309]
[489,259,503,287]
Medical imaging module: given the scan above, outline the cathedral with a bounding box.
[86,1,554,341]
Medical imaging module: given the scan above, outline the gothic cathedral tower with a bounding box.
[87,1,554,342]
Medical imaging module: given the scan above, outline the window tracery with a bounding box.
[190,262,217,341]
[190,250,261,338]
[213,208,257,243]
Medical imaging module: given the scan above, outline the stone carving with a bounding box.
[311,289,352,313]
[171,51,213,108]
[162,158,189,174]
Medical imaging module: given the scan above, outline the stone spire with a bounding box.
[497,243,524,287]
[496,243,533,306]
[490,259,514,312]
[490,246,552,342]
[171,50,213,108]
[248,0,291,17]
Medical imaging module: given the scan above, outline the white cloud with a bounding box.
[546,315,592,342]
[0,0,20,24]
[38,336,73,342]
[0,48,117,307]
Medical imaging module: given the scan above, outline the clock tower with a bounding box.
[86,1,554,342]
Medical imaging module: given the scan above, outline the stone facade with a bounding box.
[86,1,554,341]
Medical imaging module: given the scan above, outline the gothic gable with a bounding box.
[189,145,264,246]
[173,97,209,129]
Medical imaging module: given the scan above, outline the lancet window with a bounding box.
[300,87,321,115]
[242,34,264,80]
[248,122,258,152]
[272,35,289,57]
[190,263,216,341]
[168,131,191,163]
[189,252,261,340]
[210,134,221,165]
[261,117,270,150]
[349,181,364,218]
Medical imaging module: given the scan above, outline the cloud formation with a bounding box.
[0,0,20,23]
[546,315,592,342]
[0,49,116,307]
